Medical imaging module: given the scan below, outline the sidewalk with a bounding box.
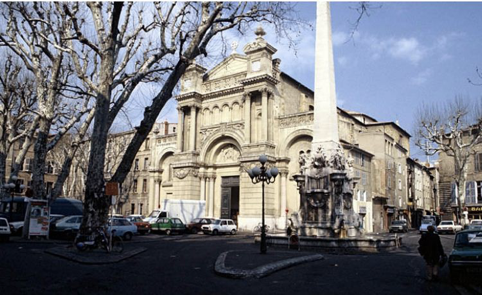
[214,246,324,279]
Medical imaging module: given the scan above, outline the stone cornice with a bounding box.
[241,74,278,86]
[175,91,202,103]
[202,85,245,100]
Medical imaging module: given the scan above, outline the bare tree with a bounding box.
[54,2,303,232]
[0,3,94,201]
[0,54,36,188]
[414,97,482,224]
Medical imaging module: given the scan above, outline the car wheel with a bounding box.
[123,232,133,241]
[191,228,198,234]
[166,229,171,235]
[16,227,23,236]
[212,229,218,235]
[230,229,236,235]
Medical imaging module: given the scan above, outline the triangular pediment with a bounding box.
[205,54,248,81]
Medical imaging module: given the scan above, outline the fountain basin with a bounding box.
[255,234,401,253]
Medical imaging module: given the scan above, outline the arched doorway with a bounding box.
[221,176,240,224]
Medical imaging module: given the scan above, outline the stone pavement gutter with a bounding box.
[215,250,324,279]
[45,246,147,265]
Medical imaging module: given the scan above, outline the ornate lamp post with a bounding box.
[3,175,24,221]
[246,155,278,254]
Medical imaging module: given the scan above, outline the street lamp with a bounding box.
[246,155,279,254]
[3,175,24,221]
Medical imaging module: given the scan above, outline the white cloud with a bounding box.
[332,31,349,47]
[388,38,426,65]
[410,68,432,85]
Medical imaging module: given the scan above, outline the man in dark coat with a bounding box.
[418,225,445,281]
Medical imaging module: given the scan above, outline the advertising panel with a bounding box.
[29,200,49,237]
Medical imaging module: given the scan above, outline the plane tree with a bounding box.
[54,1,303,232]
[414,97,482,224]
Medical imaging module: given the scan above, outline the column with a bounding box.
[176,107,184,152]
[154,179,160,209]
[200,175,206,201]
[244,93,251,144]
[209,175,215,217]
[149,177,156,213]
[261,89,268,142]
[280,172,288,224]
[190,105,197,151]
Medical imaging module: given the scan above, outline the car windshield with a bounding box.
[472,220,482,225]
[213,220,221,225]
[440,221,452,225]
[191,218,201,223]
[392,221,404,225]
[422,220,433,224]
[455,231,482,247]
[148,211,159,218]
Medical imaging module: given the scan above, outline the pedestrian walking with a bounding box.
[418,225,445,281]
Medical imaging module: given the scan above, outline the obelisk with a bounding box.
[312,2,339,157]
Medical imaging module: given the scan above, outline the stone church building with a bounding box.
[125,28,411,233]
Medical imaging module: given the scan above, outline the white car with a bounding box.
[419,219,437,234]
[108,217,137,241]
[0,217,12,242]
[437,220,462,234]
[202,219,237,235]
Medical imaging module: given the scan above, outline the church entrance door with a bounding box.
[221,177,240,224]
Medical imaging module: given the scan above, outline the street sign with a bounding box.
[106,182,119,196]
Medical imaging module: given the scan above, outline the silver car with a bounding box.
[389,220,408,233]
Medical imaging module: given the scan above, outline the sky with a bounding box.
[150,1,482,159]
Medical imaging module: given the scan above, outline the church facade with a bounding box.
[139,29,393,232]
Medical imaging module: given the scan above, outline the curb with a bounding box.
[214,250,324,279]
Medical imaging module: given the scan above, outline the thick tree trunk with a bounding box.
[111,60,189,184]
[31,117,51,200]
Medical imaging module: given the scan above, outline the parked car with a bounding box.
[389,220,408,233]
[202,219,237,235]
[108,217,137,241]
[151,217,185,235]
[187,218,215,234]
[419,219,437,234]
[448,229,482,283]
[126,215,151,235]
[51,215,83,239]
[466,219,482,230]
[0,217,12,242]
[437,220,463,234]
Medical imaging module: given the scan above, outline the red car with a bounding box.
[127,215,151,235]
[187,218,215,234]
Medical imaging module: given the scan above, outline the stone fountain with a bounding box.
[292,145,363,238]
[255,2,400,252]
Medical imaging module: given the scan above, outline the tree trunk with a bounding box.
[31,117,51,200]
[111,60,189,184]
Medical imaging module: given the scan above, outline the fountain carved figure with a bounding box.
[292,145,363,238]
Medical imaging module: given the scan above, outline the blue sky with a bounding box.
[151,2,482,159]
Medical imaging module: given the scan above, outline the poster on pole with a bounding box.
[28,200,50,237]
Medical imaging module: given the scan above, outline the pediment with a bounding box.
[205,54,248,81]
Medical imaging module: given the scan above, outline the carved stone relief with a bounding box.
[217,145,240,163]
